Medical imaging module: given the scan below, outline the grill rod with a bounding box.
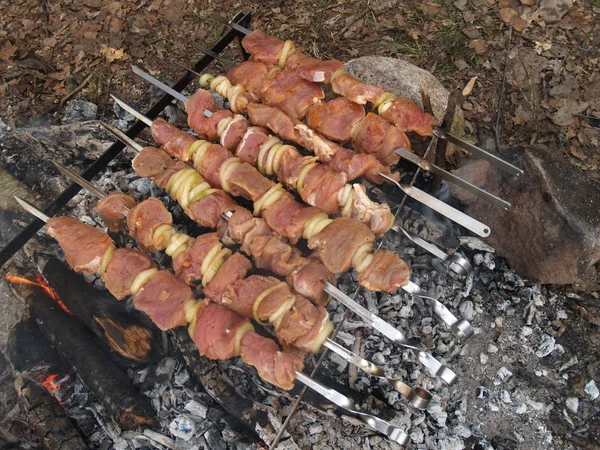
[14,194,411,447]
[212,16,524,178]
[130,64,490,238]
[102,120,463,381]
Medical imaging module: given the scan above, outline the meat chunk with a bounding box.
[193,302,250,360]
[261,69,324,120]
[379,97,439,136]
[151,118,196,161]
[204,253,252,302]
[102,248,156,300]
[227,163,273,202]
[133,270,191,330]
[221,275,287,320]
[247,103,301,142]
[220,115,249,151]
[330,71,384,105]
[186,191,237,229]
[284,51,343,83]
[261,193,320,244]
[299,165,346,214]
[173,233,220,284]
[126,198,173,253]
[241,30,285,66]
[358,250,410,292]
[195,144,230,188]
[351,113,411,166]
[306,97,365,142]
[132,146,174,179]
[235,127,270,166]
[287,260,333,307]
[97,192,136,232]
[154,161,186,189]
[307,217,375,273]
[186,89,233,141]
[240,331,302,390]
[46,217,113,275]
[227,60,270,97]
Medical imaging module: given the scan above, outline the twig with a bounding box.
[494,26,513,154]
[58,72,95,110]
[317,0,335,55]
[338,8,370,38]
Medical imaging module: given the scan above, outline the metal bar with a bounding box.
[14,197,50,223]
[0,11,252,269]
[131,66,190,104]
[380,173,491,237]
[100,122,144,153]
[213,14,252,35]
[52,162,107,200]
[395,147,511,210]
[185,42,236,68]
[433,127,524,177]
[392,225,473,277]
[295,372,410,447]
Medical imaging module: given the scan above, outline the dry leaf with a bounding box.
[0,41,17,61]
[513,104,532,125]
[100,44,126,62]
[534,41,552,54]
[469,39,488,54]
[463,76,478,96]
[42,37,58,48]
[420,1,441,18]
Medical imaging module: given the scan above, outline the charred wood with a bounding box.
[42,258,161,366]
[172,328,283,447]
[15,376,87,450]
[4,263,157,430]
[6,318,66,380]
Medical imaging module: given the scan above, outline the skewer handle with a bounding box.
[323,339,431,409]
[433,127,524,177]
[392,225,473,277]
[394,147,511,210]
[295,371,411,446]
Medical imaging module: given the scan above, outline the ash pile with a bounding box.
[1,26,599,450]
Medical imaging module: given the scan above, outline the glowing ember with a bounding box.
[5,274,73,316]
[41,373,62,392]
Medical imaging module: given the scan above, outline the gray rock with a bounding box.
[62,100,98,124]
[131,178,152,196]
[536,335,556,358]
[0,119,9,140]
[539,0,573,22]
[458,300,475,320]
[585,380,599,399]
[169,416,195,441]
[184,400,208,418]
[113,101,136,122]
[493,367,513,386]
[565,397,579,413]
[344,56,448,120]
[450,147,600,286]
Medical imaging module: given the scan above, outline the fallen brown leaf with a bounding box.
[100,44,126,62]
[469,39,488,54]
[420,1,441,18]
[0,41,17,61]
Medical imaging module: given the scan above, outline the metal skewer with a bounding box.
[13,195,411,444]
[95,123,432,406]
[106,97,474,342]
[394,147,511,209]
[392,225,473,277]
[294,371,410,446]
[129,66,492,238]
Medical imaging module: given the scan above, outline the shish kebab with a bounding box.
[125,68,490,238]
[174,51,510,210]
[14,197,412,445]
[214,22,524,177]
[53,162,433,408]
[103,121,473,345]
[168,60,474,277]
[107,97,474,342]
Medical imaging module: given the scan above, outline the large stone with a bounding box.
[450,147,600,287]
[345,56,449,120]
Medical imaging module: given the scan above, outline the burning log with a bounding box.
[15,376,87,450]
[4,262,157,430]
[6,317,66,380]
[41,257,161,365]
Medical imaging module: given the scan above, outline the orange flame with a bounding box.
[41,373,62,392]
[5,274,73,316]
